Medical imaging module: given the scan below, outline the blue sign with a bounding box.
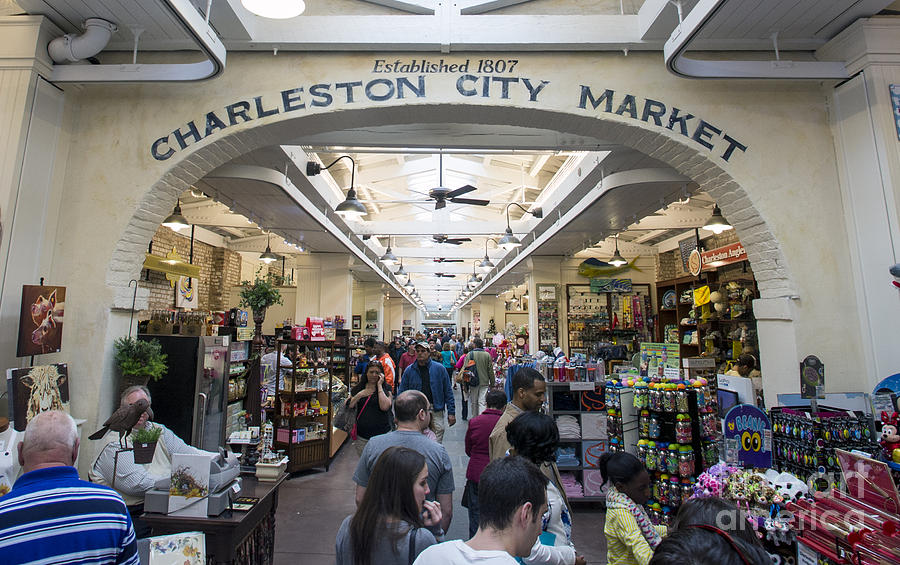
[724,404,772,469]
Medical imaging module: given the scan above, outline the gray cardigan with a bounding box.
[335,515,436,565]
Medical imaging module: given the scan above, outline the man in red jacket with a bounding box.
[463,389,508,539]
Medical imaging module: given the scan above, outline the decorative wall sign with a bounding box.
[176,277,197,309]
[688,248,702,276]
[365,309,378,321]
[701,242,747,268]
[800,355,825,399]
[352,315,361,330]
[537,284,557,301]
[723,404,772,468]
[589,278,633,293]
[17,285,65,357]
[7,364,70,431]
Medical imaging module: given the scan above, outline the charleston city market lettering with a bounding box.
[151,73,747,163]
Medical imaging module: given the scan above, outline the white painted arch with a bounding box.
[106,103,794,312]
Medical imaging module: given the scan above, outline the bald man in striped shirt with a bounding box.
[0,410,138,564]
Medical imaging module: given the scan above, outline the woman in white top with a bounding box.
[506,411,586,565]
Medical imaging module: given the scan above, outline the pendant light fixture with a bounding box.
[703,204,733,235]
[162,199,190,232]
[608,235,627,267]
[394,259,409,284]
[498,203,543,251]
[259,233,279,264]
[478,238,497,272]
[380,237,398,266]
[403,279,414,292]
[241,0,306,19]
[306,155,367,219]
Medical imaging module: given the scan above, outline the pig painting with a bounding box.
[17,285,65,357]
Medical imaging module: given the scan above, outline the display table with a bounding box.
[142,474,286,565]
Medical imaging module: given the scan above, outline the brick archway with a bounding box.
[106,104,794,309]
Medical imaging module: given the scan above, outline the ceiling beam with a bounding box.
[217,15,652,52]
[353,220,534,236]
[359,0,436,15]
[459,0,535,15]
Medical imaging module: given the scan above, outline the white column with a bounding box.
[319,254,353,322]
[0,17,68,376]
[820,20,900,390]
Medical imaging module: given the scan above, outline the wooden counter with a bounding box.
[142,474,287,565]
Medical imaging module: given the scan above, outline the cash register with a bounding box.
[144,449,241,516]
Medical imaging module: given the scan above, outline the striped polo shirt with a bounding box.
[0,466,138,564]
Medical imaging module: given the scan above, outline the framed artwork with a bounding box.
[351,331,361,337]
[17,285,65,357]
[365,309,378,321]
[7,364,70,431]
[352,315,361,329]
[391,330,400,338]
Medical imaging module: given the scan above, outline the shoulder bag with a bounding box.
[349,395,373,441]
[408,527,418,565]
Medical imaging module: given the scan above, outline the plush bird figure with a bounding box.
[88,398,153,447]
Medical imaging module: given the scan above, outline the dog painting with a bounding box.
[17,285,65,357]
[7,364,70,431]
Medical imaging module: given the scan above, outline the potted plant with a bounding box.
[113,336,168,392]
[239,271,284,345]
[131,425,162,464]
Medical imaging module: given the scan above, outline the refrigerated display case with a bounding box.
[142,334,231,451]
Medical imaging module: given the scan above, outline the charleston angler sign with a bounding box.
[150,58,748,164]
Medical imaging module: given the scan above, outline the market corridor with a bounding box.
[273,389,609,564]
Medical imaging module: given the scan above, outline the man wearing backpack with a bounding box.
[464,337,493,417]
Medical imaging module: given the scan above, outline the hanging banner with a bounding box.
[724,404,773,468]
[701,242,747,268]
[589,278,632,293]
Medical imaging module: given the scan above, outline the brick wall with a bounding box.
[141,226,242,312]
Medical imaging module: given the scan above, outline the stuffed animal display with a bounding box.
[880,411,900,463]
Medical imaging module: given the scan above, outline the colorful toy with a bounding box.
[880,411,900,460]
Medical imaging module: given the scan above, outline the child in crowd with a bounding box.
[601,452,666,565]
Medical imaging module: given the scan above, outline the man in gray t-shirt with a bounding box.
[353,391,455,533]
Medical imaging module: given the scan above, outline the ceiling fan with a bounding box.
[424,153,490,210]
[433,234,471,245]
[433,258,464,263]
[433,273,457,278]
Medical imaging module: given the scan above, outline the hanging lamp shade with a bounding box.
[497,227,521,250]
[608,235,627,267]
[380,245,398,266]
[703,205,733,234]
[162,199,189,232]
[467,273,479,289]
[403,279,414,291]
[259,234,279,264]
[241,0,306,19]
[335,189,367,219]
[394,263,408,283]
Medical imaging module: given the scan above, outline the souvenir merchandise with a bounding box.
[693,464,803,560]
[770,406,878,487]
[787,451,900,565]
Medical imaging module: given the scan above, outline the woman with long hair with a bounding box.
[348,360,393,454]
[336,446,442,565]
[506,411,586,565]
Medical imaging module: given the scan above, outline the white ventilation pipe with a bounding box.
[48,18,118,64]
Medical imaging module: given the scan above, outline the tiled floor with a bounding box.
[273,390,608,564]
